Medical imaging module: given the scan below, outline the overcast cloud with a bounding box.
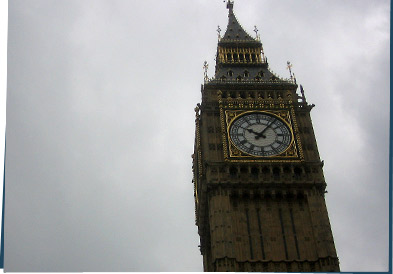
[4,0,390,271]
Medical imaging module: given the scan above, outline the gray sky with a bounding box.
[4,0,390,271]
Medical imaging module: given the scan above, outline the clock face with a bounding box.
[229,112,292,157]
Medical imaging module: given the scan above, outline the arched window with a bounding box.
[251,53,256,62]
[294,167,302,179]
[229,166,237,177]
[245,53,250,62]
[227,53,232,62]
[251,167,259,177]
[273,167,280,179]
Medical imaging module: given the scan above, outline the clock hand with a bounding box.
[238,126,257,135]
[240,126,270,140]
[242,127,263,139]
[246,128,258,135]
[257,121,275,138]
[245,127,265,140]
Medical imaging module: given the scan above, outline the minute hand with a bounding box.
[257,121,275,138]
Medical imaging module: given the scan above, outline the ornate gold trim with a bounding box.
[219,98,304,162]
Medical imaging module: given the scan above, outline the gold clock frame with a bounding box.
[219,101,304,163]
[227,110,295,156]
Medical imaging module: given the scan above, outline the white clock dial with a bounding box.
[229,112,292,157]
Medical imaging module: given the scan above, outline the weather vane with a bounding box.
[203,61,209,82]
[217,25,221,40]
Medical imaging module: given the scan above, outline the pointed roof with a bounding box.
[220,1,259,44]
[206,1,296,87]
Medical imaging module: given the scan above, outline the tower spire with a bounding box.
[226,0,234,13]
[220,1,256,42]
[212,1,287,84]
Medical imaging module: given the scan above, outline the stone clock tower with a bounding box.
[192,2,340,272]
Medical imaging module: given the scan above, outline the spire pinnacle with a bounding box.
[208,1,297,87]
[226,0,234,12]
[217,25,222,40]
[203,61,209,82]
[220,0,257,43]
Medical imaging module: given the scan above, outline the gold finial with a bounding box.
[217,25,221,40]
[287,61,293,78]
[203,61,209,82]
[254,26,260,41]
[287,61,297,84]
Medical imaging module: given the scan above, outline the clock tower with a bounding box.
[192,2,340,272]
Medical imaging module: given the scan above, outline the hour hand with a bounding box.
[254,132,265,139]
[247,128,262,138]
[247,128,265,139]
[246,128,258,134]
[257,121,274,138]
[255,129,267,138]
